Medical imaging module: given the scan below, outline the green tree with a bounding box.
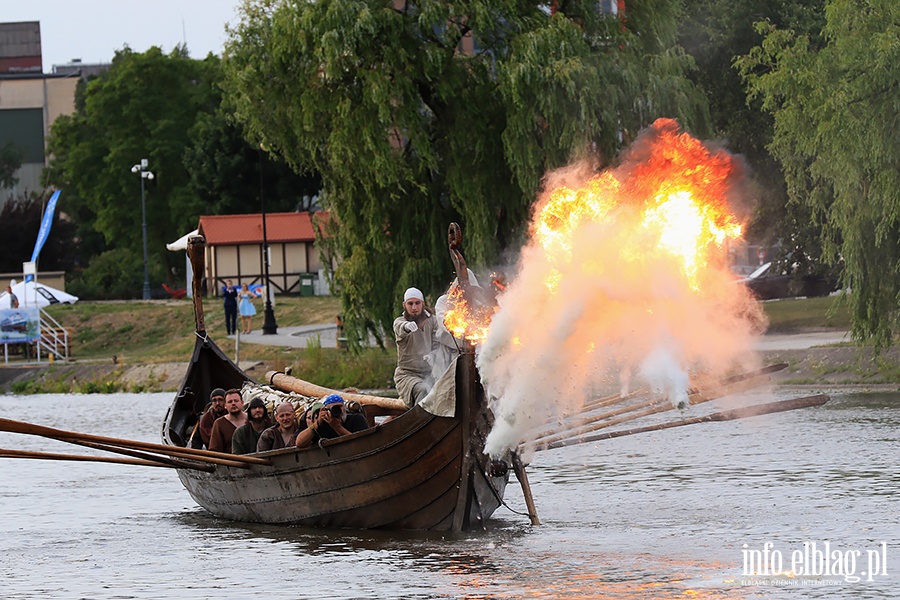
[0,141,23,189]
[0,192,76,273]
[183,108,322,215]
[45,46,223,288]
[223,0,707,343]
[737,0,900,345]
[67,247,167,300]
[678,0,826,256]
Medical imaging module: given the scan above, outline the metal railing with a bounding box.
[38,307,69,362]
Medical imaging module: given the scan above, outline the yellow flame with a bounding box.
[442,286,494,344]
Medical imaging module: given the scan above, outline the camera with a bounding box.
[329,405,343,418]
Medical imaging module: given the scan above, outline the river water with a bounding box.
[0,388,896,599]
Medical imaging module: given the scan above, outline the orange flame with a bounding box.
[445,119,744,345]
[443,285,494,344]
[533,119,742,291]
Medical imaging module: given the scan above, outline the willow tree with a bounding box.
[737,0,900,346]
[223,0,707,344]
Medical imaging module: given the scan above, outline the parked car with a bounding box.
[739,262,838,300]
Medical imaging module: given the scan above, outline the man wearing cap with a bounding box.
[296,394,368,448]
[231,397,273,455]
[392,287,437,406]
[196,388,228,449]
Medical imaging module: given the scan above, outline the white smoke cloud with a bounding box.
[478,121,765,457]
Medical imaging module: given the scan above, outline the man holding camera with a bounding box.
[295,394,368,448]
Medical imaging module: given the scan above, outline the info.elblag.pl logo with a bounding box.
[741,541,889,586]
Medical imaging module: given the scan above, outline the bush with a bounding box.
[68,248,166,300]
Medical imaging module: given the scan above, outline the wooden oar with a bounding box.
[537,363,789,435]
[531,374,771,448]
[538,394,829,450]
[511,452,540,526]
[68,439,219,471]
[0,418,271,467]
[579,386,651,413]
[266,371,408,411]
[0,448,178,468]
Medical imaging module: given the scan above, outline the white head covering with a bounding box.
[403,287,424,302]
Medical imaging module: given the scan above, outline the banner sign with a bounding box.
[26,190,61,282]
[0,307,40,343]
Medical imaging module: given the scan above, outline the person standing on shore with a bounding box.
[238,283,257,334]
[7,285,18,309]
[222,280,238,336]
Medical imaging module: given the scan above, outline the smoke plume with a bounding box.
[478,119,765,457]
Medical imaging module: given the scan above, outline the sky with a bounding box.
[5,0,245,72]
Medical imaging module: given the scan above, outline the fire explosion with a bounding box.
[467,118,765,457]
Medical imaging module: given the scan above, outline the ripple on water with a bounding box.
[0,391,897,598]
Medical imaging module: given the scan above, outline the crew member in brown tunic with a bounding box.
[208,389,247,453]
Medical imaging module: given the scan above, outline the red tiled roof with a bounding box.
[198,212,328,245]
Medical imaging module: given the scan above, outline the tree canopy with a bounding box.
[0,141,23,190]
[45,46,222,281]
[737,0,900,345]
[0,193,76,273]
[222,0,708,343]
[44,45,322,297]
[183,107,322,215]
[678,0,826,256]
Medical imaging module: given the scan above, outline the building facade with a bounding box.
[0,21,80,206]
[198,212,331,297]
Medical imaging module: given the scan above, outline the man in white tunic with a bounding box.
[392,287,437,406]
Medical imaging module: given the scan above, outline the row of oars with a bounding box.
[527,363,799,451]
[0,418,272,471]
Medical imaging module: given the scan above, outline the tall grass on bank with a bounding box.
[281,337,396,390]
[762,295,851,333]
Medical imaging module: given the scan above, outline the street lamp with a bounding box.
[258,147,277,334]
[131,159,154,300]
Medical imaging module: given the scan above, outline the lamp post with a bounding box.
[131,159,154,300]
[259,147,277,334]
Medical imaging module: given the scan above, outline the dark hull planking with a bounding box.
[162,334,508,531]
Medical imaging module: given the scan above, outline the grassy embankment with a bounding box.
[9,293,898,393]
[8,296,395,394]
[759,295,851,332]
[756,296,900,385]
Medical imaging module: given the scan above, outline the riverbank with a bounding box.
[3,336,899,395]
[2,294,896,394]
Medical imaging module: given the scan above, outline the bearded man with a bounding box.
[257,402,302,452]
[231,397,272,454]
[392,287,437,406]
[195,388,227,449]
[208,389,248,453]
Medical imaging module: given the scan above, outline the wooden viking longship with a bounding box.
[160,231,511,531]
